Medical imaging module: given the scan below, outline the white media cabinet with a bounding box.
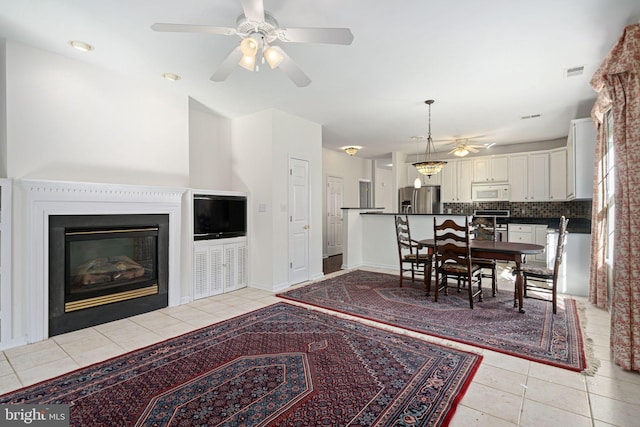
[193,237,248,299]
[191,190,249,300]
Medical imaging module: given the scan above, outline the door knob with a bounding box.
[303,225,310,229]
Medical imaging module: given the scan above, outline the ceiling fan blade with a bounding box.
[210,46,243,82]
[151,23,236,35]
[241,0,265,22]
[272,46,311,87]
[468,147,480,153]
[277,27,354,45]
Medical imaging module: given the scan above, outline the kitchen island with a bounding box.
[341,209,467,271]
[341,209,592,297]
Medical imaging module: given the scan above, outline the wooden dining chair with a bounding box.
[433,216,483,308]
[470,216,498,297]
[394,215,430,289]
[518,216,569,314]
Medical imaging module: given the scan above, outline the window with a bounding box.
[604,110,615,265]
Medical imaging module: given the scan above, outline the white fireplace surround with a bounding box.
[19,179,184,343]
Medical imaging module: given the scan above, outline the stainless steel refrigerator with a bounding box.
[398,186,441,214]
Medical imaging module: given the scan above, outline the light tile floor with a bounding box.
[2,267,640,426]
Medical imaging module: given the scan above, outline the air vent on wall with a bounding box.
[565,65,585,78]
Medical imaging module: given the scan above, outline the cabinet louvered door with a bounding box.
[193,247,210,300]
[193,244,224,300]
[209,245,224,295]
[193,238,248,300]
[223,242,248,292]
[236,244,248,288]
[223,245,236,292]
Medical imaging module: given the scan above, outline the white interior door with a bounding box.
[326,175,344,256]
[289,158,310,285]
[359,180,372,208]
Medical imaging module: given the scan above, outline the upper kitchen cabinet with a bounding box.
[508,152,549,202]
[441,159,473,202]
[567,118,596,199]
[473,155,509,182]
[549,148,567,201]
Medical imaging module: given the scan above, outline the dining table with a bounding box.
[418,239,545,313]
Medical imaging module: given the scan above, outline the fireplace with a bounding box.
[49,214,169,336]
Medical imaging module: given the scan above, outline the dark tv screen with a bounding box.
[194,195,247,240]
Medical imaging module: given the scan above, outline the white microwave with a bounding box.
[471,183,509,201]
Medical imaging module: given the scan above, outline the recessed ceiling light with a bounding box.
[162,73,181,81]
[68,40,94,52]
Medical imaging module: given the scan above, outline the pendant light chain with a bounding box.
[412,99,447,177]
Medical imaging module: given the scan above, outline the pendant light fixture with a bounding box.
[412,100,447,178]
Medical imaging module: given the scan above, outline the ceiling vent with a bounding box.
[565,65,585,78]
[521,114,541,120]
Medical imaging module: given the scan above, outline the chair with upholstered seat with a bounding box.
[518,216,569,314]
[470,216,498,297]
[394,215,430,290]
[433,216,483,308]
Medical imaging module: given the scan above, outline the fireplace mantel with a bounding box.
[18,179,185,343]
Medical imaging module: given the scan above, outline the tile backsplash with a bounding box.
[443,200,592,219]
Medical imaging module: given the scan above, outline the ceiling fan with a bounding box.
[151,0,354,87]
[445,139,487,157]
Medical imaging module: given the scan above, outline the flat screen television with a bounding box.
[194,194,247,240]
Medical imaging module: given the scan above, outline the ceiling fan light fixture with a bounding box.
[263,45,284,69]
[453,147,469,157]
[239,54,256,71]
[240,37,259,57]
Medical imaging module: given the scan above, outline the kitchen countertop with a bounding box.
[360,212,591,234]
[502,217,591,233]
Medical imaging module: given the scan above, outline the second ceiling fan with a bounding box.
[151,0,354,87]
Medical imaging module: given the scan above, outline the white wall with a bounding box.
[374,165,393,211]
[188,97,232,190]
[5,41,189,186]
[322,149,372,207]
[233,109,322,291]
[272,109,323,286]
[232,110,274,290]
[0,40,6,178]
[321,148,373,256]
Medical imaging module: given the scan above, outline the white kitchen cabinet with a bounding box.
[508,152,549,202]
[473,155,509,183]
[567,118,596,200]
[533,225,548,263]
[549,148,567,201]
[458,159,473,202]
[508,223,547,263]
[528,153,549,201]
[193,237,248,299]
[508,155,528,202]
[441,159,458,202]
[441,159,473,202]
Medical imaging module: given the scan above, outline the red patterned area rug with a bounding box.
[0,303,481,426]
[278,270,587,372]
